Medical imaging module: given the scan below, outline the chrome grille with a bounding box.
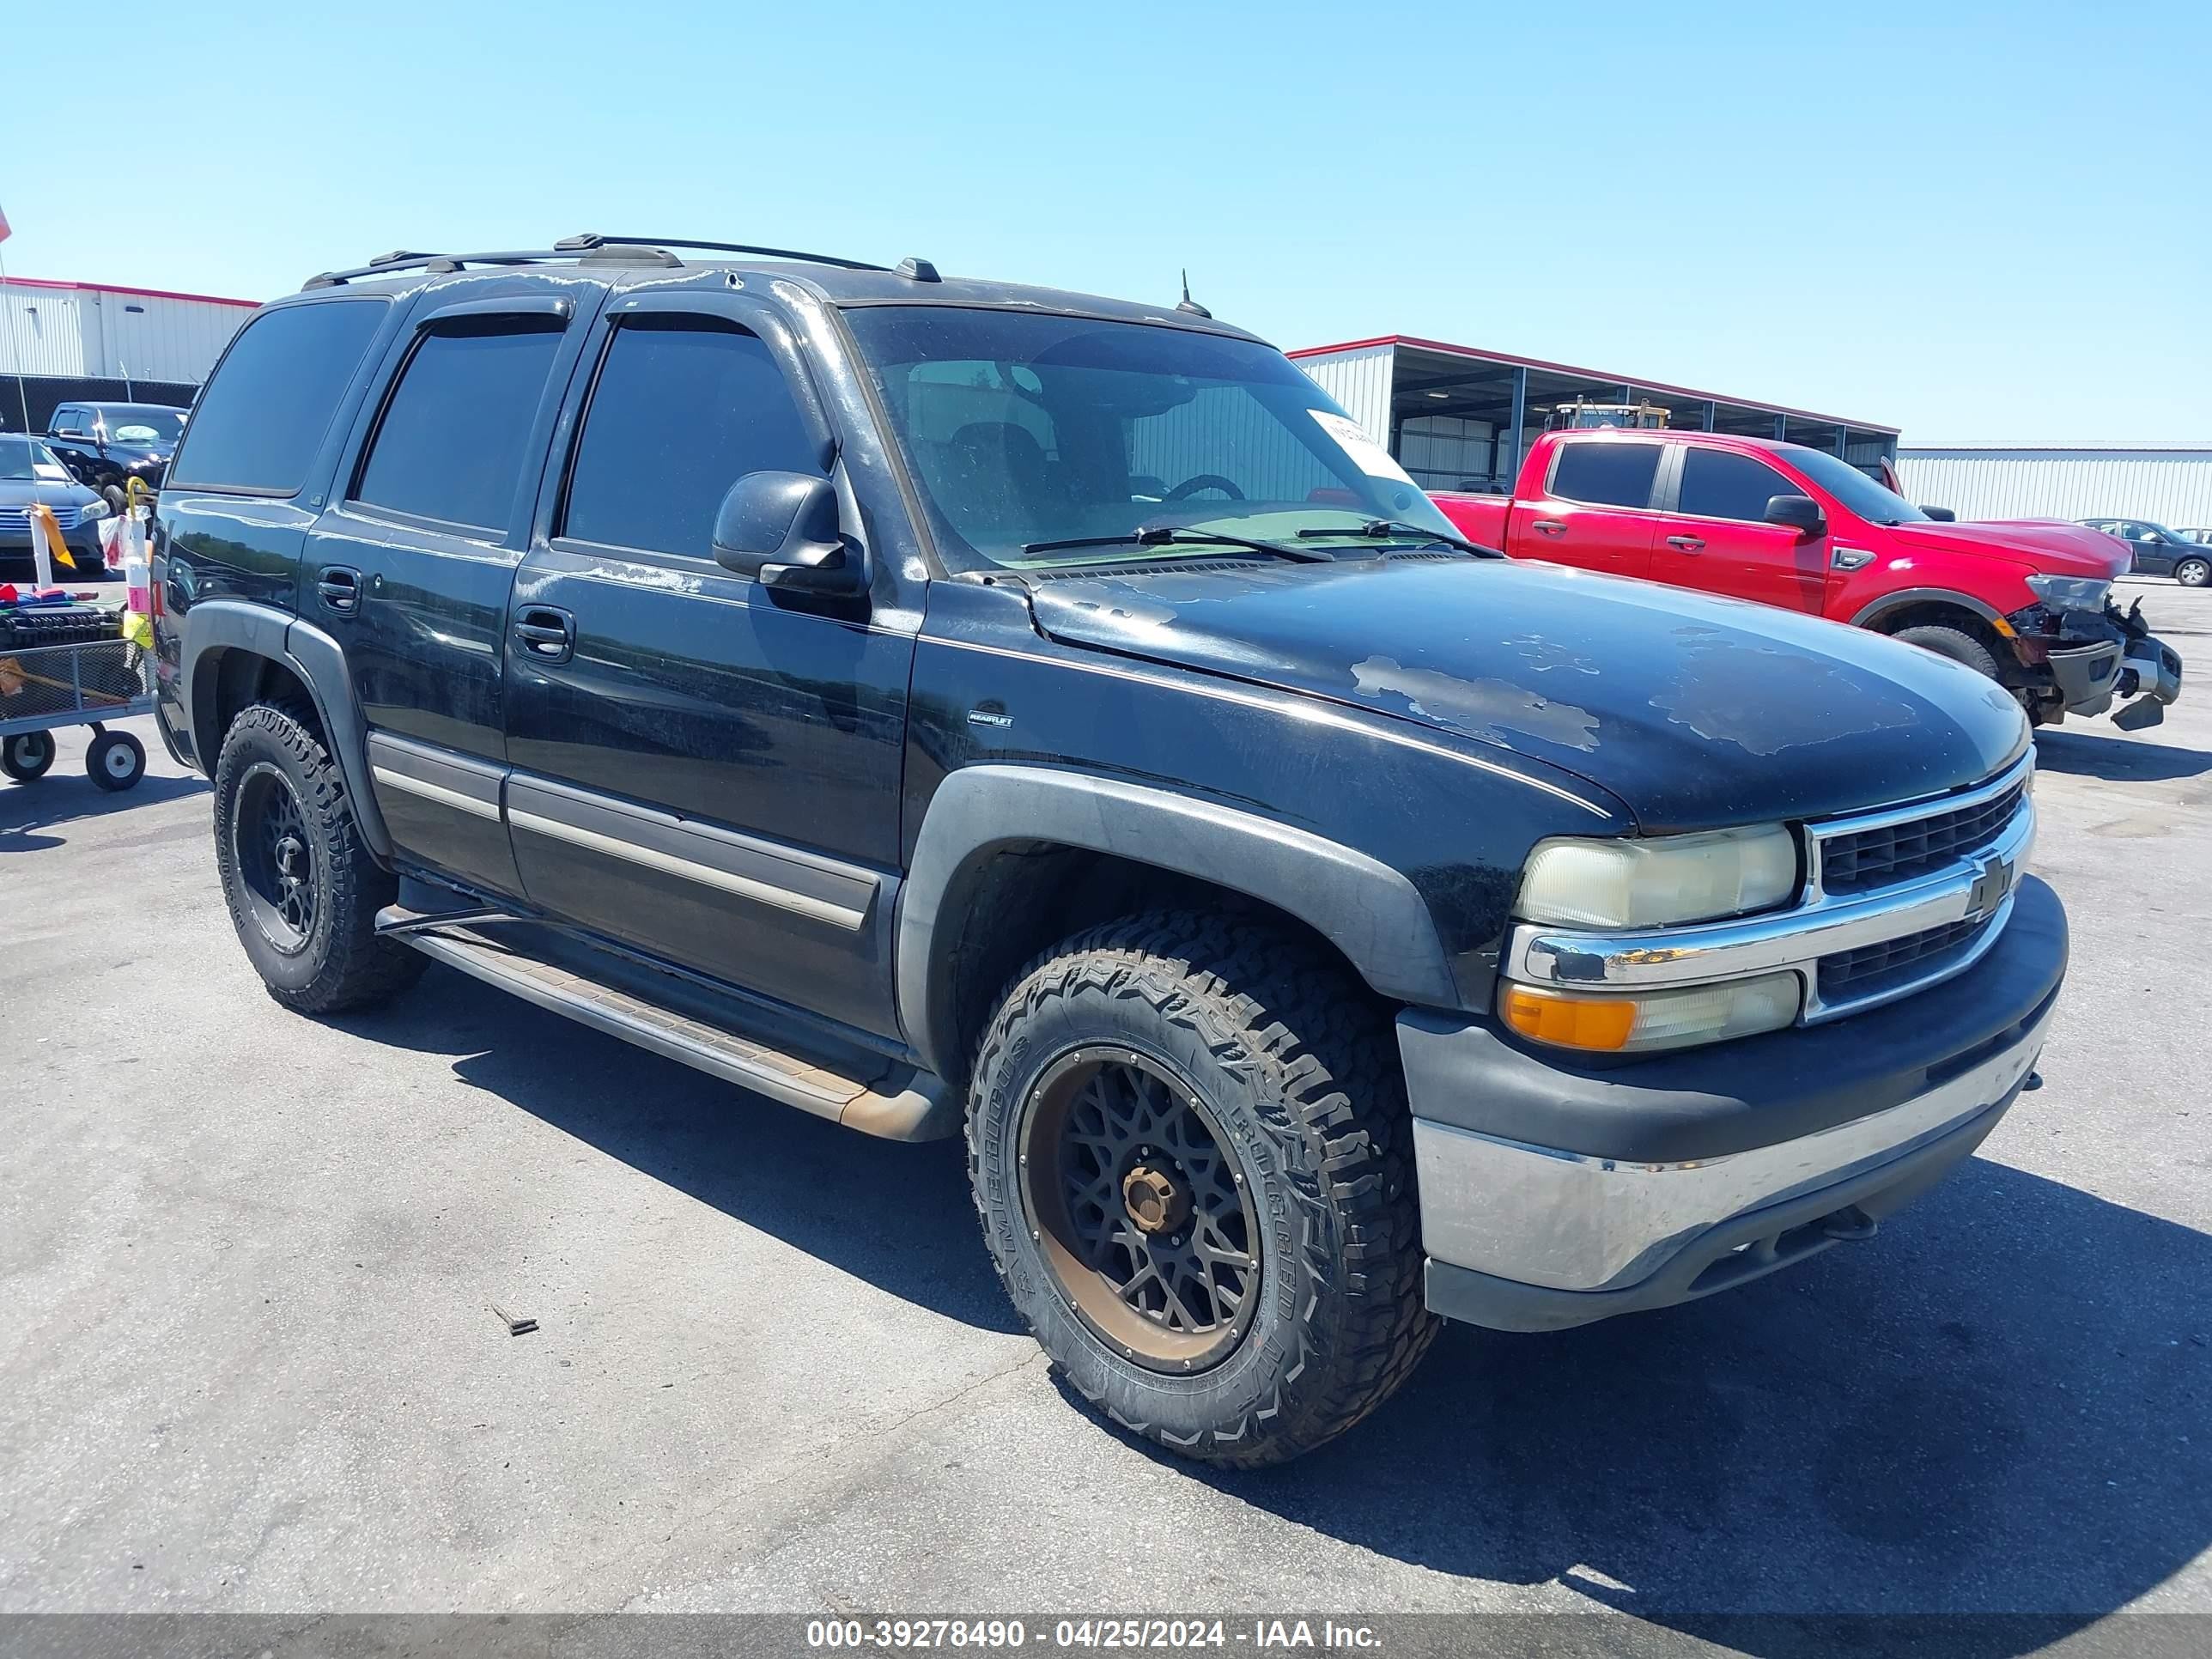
[1819,777,2026,894]
[1818,914,1991,999]
[0,503,85,533]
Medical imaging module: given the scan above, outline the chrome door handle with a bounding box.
[513,607,574,663]
[316,565,362,612]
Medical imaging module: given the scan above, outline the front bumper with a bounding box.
[2025,602,2182,723]
[0,526,104,558]
[1401,874,2067,1331]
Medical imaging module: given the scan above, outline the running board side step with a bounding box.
[383,919,957,1142]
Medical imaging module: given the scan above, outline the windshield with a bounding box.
[842,307,1457,571]
[96,407,186,442]
[0,436,67,482]
[1778,444,1927,526]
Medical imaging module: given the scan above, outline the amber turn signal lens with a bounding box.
[1502,986,1637,1051]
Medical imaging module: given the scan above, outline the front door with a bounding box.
[1650,444,1829,613]
[1506,437,1663,579]
[2116,521,2176,576]
[501,289,915,1040]
[307,274,602,897]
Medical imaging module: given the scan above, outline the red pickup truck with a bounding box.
[1434,428,2183,729]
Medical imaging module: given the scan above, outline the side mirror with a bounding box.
[711,471,866,598]
[1763,493,1826,538]
[1920,505,1957,522]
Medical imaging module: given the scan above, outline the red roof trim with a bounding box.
[1,276,259,310]
[1287,333,1899,436]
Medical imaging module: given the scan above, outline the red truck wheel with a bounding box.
[1891,623,2000,680]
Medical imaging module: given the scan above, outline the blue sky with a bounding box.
[3,2,2203,442]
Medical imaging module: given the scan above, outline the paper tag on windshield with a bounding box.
[1311,410,1417,486]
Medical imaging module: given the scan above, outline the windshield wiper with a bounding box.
[1018,525,1334,563]
[1294,519,1498,557]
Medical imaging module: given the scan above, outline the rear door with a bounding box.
[307,274,603,897]
[501,287,915,1039]
[1505,436,1662,578]
[1650,443,1829,612]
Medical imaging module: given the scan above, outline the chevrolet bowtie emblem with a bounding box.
[1966,851,2015,921]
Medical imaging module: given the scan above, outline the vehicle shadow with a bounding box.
[0,771,209,854]
[2033,729,2212,781]
[1176,1156,2212,1654]
[329,965,1025,1334]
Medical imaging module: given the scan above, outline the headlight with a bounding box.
[1516,824,1799,929]
[2025,574,2111,611]
[80,498,109,521]
[1502,972,1802,1054]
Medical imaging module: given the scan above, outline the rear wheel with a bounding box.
[213,702,423,1012]
[102,485,129,517]
[2,732,57,782]
[2176,556,2210,589]
[968,912,1437,1468]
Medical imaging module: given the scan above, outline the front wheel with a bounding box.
[2176,556,2210,589]
[213,702,424,1013]
[87,729,144,791]
[968,912,1437,1468]
[1891,623,2002,681]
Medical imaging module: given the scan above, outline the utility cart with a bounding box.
[0,621,152,791]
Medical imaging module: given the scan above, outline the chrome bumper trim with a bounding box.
[1411,1000,2051,1293]
[1504,773,2035,1022]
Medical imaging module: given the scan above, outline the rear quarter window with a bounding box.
[167,300,387,494]
[1547,441,1662,509]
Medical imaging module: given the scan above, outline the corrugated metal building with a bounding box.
[1894,444,2212,526]
[1,276,256,432]
[1291,334,1899,493]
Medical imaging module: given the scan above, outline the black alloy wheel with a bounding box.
[1019,1047,1261,1374]
[231,761,319,955]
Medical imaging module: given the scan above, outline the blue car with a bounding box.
[2079,517,2212,587]
[0,435,111,580]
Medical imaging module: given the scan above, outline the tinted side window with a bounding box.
[562,319,818,556]
[168,301,386,492]
[355,320,564,531]
[1678,448,1795,523]
[1547,441,1662,509]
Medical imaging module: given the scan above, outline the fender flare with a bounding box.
[896,764,1458,1079]
[179,599,392,859]
[1850,586,2008,631]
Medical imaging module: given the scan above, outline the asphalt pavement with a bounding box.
[2,579,2208,1650]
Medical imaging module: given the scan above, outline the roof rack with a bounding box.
[301,234,892,292]
[554,234,889,273]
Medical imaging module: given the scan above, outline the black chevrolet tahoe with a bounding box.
[152,236,2067,1468]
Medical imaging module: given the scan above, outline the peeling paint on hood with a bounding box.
[1027,556,2030,833]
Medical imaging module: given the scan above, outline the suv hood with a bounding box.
[1881,516,2129,579]
[1028,557,2029,833]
